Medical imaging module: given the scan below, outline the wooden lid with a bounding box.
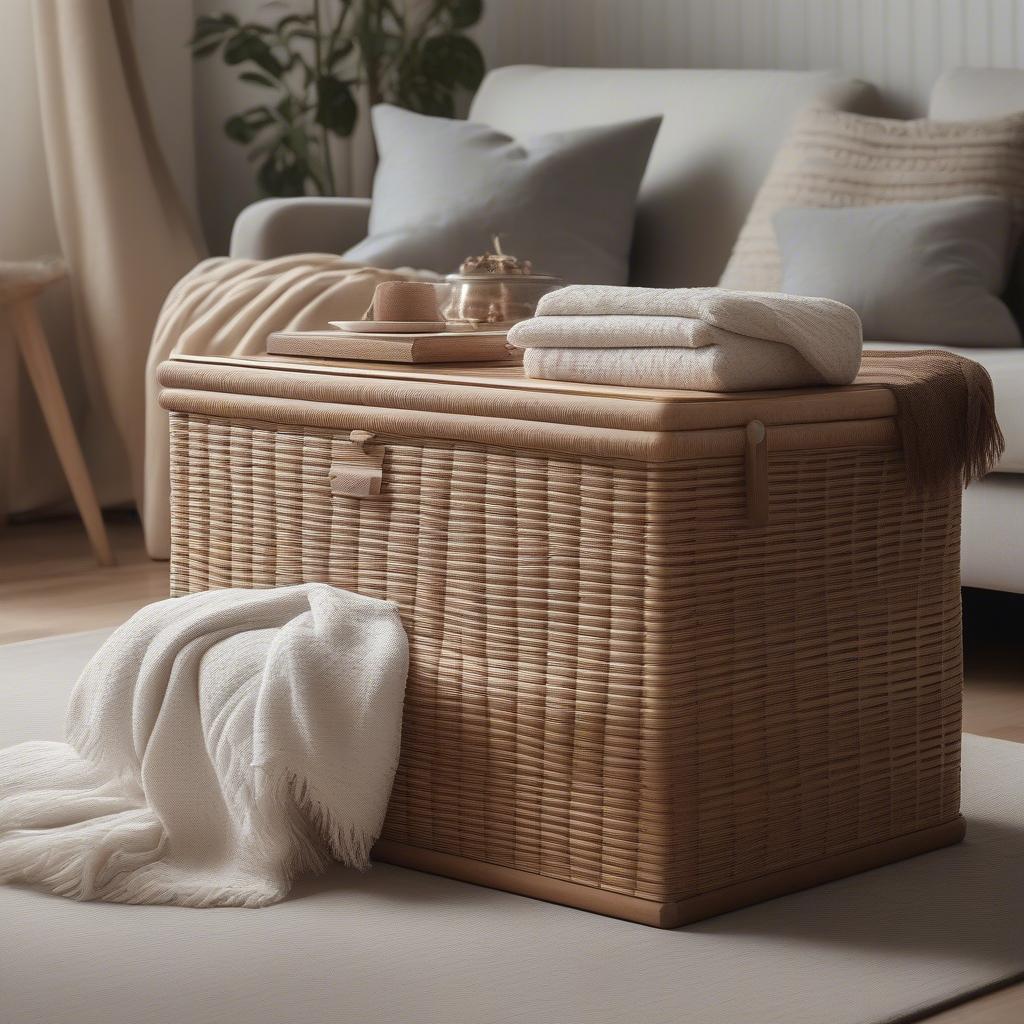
[163,352,896,433]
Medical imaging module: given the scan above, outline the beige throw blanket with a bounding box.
[0,584,409,907]
[144,255,434,558]
[508,285,864,390]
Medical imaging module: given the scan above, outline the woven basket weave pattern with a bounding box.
[169,412,962,903]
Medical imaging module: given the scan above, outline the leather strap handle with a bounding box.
[745,420,769,527]
[329,430,384,498]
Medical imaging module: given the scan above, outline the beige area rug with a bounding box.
[2,630,1023,1024]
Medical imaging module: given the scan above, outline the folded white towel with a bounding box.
[509,285,863,388]
[0,584,408,908]
[523,343,828,393]
[508,315,756,350]
[536,283,855,334]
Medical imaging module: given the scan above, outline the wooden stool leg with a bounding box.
[8,298,115,567]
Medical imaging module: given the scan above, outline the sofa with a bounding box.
[230,65,1024,594]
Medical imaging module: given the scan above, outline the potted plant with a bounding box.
[192,0,486,196]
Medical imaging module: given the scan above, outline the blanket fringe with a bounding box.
[0,754,384,908]
[277,768,376,874]
[859,350,1005,493]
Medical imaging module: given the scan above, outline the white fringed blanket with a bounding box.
[0,584,408,908]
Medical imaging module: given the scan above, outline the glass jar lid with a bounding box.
[446,236,560,284]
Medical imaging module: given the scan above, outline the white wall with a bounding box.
[477,0,1024,118]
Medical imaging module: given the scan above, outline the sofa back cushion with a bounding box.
[930,68,1024,121]
[930,68,1024,337]
[469,66,876,289]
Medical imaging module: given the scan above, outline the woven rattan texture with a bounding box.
[169,412,963,903]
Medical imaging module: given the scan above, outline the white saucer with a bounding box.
[329,320,474,334]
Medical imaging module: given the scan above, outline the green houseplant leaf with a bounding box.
[224,106,276,144]
[190,13,238,44]
[239,71,278,88]
[194,1,488,198]
[223,29,286,77]
[446,0,483,30]
[315,77,357,135]
[420,34,484,90]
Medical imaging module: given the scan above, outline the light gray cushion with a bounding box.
[774,196,1023,348]
[928,69,1024,345]
[343,105,661,284]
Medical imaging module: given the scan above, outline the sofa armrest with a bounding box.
[229,197,372,259]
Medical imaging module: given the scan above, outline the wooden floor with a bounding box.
[0,512,169,644]
[0,513,1021,1022]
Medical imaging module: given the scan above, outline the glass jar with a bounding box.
[441,239,562,328]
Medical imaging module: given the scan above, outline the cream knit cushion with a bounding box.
[720,106,1024,296]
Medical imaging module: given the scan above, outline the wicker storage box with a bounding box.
[159,354,965,927]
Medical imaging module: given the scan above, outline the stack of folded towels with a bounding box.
[507,285,864,391]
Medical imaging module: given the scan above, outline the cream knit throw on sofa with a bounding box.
[0,584,408,908]
[507,285,863,392]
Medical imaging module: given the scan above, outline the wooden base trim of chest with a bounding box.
[373,817,966,929]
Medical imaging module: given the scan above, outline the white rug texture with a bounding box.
[1,629,1022,1024]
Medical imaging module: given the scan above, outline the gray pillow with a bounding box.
[343,105,661,284]
[773,196,1022,347]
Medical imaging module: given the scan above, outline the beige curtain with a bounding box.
[32,0,203,513]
